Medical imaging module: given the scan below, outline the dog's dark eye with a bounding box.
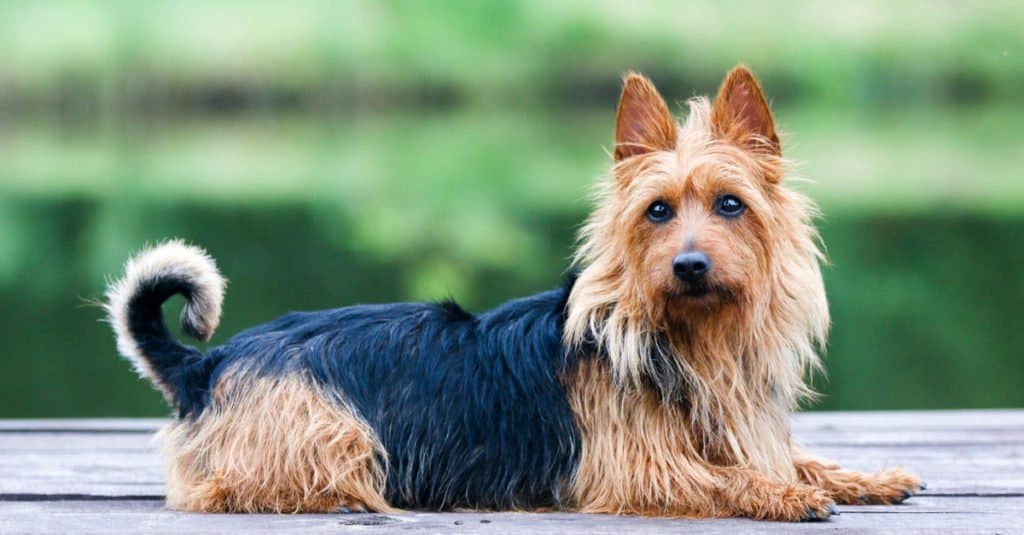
[715,195,745,218]
[646,200,673,223]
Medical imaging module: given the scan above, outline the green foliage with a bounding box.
[1,1,1021,104]
[0,1,1020,415]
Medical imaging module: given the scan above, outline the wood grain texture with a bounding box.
[1,410,1022,533]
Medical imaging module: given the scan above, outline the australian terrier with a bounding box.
[105,65,922,520]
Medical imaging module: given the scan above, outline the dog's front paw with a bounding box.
[851,468,924,505]
[759,484,837,522]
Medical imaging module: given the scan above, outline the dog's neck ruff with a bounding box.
[564,279,817,480]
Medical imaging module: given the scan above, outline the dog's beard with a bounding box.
[664,282,738,313]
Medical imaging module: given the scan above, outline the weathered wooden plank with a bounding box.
[1,411,1022,532]
[2,454,1021,497]
[0,497,1021,534]
[3,420,1022,449]
[0,449,164,496]
[1,409,1021,433]
[2,413,1023,497]
[0,432,155,452]
[4,431,1023,453]
[0,419,167,433]
[792,409,1024,430]
[4,459,1016,498]
[796,429,1024,447]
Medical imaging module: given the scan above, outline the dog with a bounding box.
[105,65,922,520]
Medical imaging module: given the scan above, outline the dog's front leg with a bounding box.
[710,466,838,521]
[793,454,924,505]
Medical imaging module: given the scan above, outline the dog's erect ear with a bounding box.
[614,72,677,162]
[712,65,780,156]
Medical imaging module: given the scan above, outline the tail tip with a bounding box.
[181,302,218,342]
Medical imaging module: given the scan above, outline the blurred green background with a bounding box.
[1,1,1021,417]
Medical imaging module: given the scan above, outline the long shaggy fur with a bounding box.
[565,96,828,479]
[567,360,838,520]
[103,65,921,521]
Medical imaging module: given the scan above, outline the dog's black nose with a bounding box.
[673,251,711,283]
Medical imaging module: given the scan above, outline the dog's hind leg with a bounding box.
[794,454,923,505]
[158,371,392,513]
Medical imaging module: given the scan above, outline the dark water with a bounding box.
[1,200,1021,416]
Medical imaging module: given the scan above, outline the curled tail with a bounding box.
[105,240,226,406]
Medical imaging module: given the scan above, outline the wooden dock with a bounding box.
[1,410,1021,533]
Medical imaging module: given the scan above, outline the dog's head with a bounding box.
[609,66,786,320]
[566,66,828,391]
